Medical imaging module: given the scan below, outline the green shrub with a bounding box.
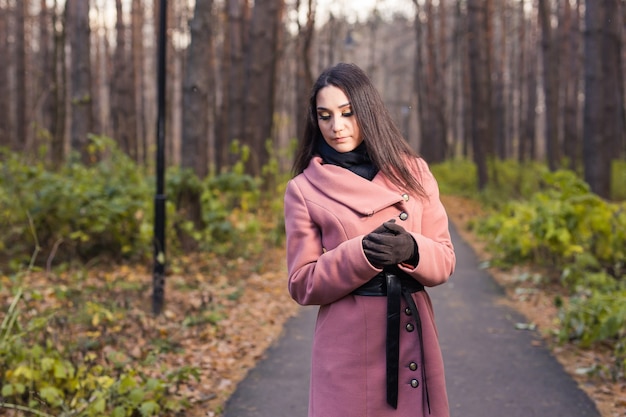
[613,159,626,201]
[0,138,288,271]
[430,158,477,196]
[477,169,626,277]
[558,289,626,379]
[0,290,188,417]
[0,137,153,269]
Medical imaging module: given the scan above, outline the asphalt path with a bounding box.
[222,224,601,417]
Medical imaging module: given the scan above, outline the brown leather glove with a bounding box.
[362,219,419,268]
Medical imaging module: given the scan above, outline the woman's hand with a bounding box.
[362,220,419,268]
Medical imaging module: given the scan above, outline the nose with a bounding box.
[332,117,344,133]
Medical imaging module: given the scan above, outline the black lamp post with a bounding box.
[153,0,167,315]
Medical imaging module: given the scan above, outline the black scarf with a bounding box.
[317,140,379,181]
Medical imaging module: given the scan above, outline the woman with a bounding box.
[284,62,455,417]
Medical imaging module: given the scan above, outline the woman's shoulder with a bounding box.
[401,154,432,174]
[286,157,321,192]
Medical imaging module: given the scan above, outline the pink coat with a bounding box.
[284,156,456,417]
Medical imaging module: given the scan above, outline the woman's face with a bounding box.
[315,85,363,153]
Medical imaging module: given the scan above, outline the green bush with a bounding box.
[613,159,626,201]
[0,290,188,416]
[558,289,626,379]
[0,137,153,269]
[477,169,626,278]
[431,158,548,207]
[430,158,477,197]
[0,138,287,272]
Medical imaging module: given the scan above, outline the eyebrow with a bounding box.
[317,102,352,111]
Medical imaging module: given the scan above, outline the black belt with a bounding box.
[352,269,431,413]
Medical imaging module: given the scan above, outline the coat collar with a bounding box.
[302,157,404,216]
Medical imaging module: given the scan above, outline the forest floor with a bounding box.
[2,195,624,416]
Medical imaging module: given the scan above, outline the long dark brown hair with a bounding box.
[292,62,426,198]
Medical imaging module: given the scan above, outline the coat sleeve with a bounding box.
[398,158,456,286]
[284,179,380,306]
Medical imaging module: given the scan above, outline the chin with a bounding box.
[334,144,358,153]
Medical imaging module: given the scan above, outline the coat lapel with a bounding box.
[303,157,404,216]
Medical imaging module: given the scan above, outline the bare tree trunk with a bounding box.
[67,0,93,162]
[50,0,67,166]
[583,1,611,197]
[0,1,10,148]
[619,0,626,159]
[438,0,451,158]
[560,0,582,170]
[616,0,626,159]
[517,0,527,162]
[180,0,215,248]
[38,0,53,145]
[449,0,463,156]
[182,0,213,179]
[217,0,249,172]
[412,0,427,155]
[131,0,146,164]
[15,0,28,152]
[165,0,180,167]
[242,0,285,176]
[583,0,612,198]
[111,0,138,160]
[538,0,561,170]
[419,0,447,163]
[467,0,493,189]
[91,4,106,136]
[295,0,315,141]
[493,0,507,159]
[461,15,472,159]
[519,5,539,163]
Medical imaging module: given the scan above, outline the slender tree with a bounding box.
[460,0,473,158]
[420,0,447,163]
[67,0,94,162]
[519,5,539,162]
[538,0,561,170]
[179,0,214,246]
[583,0,613,198]
[412,0,426,157]
[111,0,138,160]
[50,0,66,166]
[217,0,249,172]
[294,0,315,141]
[560,0,582,170]
[15,0,28,152]
[492,0,507,159]
[0,0,10,148]
[517,0,527,162]
[242,0,285,176]
[38,0,53,142]
[132,0,147,164]
[467,0,493,189]
[182,0,214,179]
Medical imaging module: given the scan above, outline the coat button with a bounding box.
[409,362,418,371]
[405,323,415,332]
[399,212,408,221]
[402,193,409,202]
[410,379,419,388]
[404,307,412,316]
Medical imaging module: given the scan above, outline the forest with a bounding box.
[0,0,625,416]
